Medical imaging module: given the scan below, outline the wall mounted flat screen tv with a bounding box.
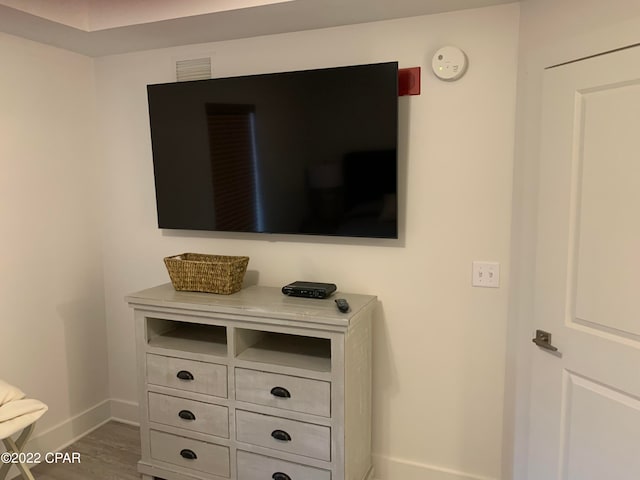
[147,61,398,239]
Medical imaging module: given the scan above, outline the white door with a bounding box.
[528,46,640,480]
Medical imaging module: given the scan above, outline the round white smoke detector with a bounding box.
[432,46,468,81]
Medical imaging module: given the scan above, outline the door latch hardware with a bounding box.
[532,329,559,353]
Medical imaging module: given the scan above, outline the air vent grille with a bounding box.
[176,57,212,82]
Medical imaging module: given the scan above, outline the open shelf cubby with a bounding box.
[146,318,227,357]
[234,329,331,373]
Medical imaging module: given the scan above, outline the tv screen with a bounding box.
[147,61,398,238]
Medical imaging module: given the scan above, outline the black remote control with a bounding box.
[335,298,350,313]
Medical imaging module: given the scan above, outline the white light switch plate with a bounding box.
[472,261,500,288]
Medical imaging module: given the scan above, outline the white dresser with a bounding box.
[126,283,376,480]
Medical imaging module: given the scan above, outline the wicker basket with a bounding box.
[164,253,249,294]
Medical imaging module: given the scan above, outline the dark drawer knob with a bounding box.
[178,410,196,421]
[176,370,194,381]
[180,449,197,460]
[271,429,292,442]
[270,386,291,398]
[272,473,291,480]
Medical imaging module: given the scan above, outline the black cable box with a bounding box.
[281,281,337,299]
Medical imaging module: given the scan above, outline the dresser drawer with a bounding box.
[237,450,331,480]
[236,410,330,461]
[147,354,227,398]
[149,429,230,477]
[235,368,330,417]
[148,392,229,438]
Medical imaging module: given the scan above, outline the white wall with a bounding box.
[97,4,519,479]
[0,32,109,452]
[505,1,640,479]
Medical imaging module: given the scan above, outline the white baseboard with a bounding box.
[26,399,112,454]
[109,398,140,425]
[5,398,140,479]
[372,454,497,480]
[6,399,112,479]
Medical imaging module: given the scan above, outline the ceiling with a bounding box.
[0,0,517,57]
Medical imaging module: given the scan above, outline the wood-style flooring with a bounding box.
[29,421,140,480]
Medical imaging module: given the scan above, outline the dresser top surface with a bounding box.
[126,283,376,328]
